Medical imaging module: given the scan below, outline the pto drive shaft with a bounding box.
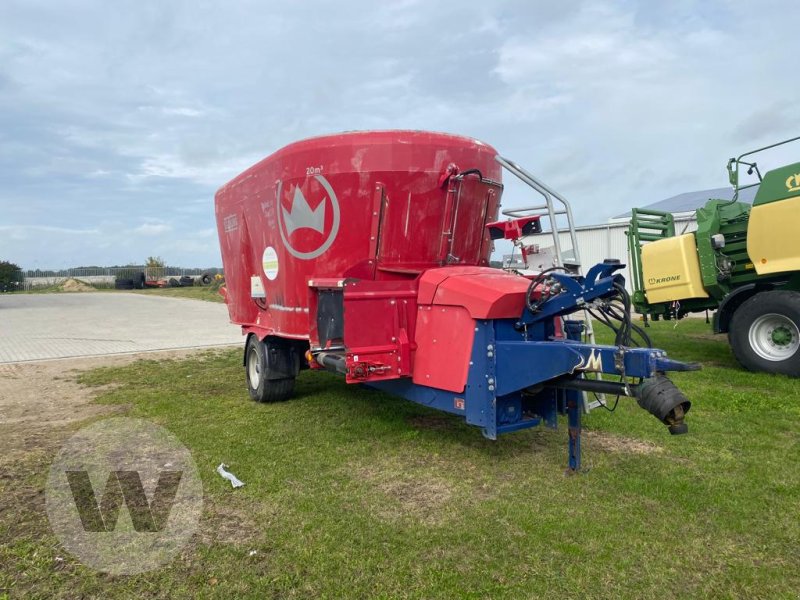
[550,374,691,435]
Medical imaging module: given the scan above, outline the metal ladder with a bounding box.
[625,208,675,303]
[495,155,605,411]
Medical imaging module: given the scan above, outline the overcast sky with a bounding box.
[1,0,799,269]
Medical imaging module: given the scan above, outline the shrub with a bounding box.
[0,260,23,292]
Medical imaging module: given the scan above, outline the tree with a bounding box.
[0,260,23,292]
[145,256,166,268]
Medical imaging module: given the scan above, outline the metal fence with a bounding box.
[16,267,223,291]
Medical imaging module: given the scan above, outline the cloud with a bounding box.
[0,224,100,242]
[733,102,800,144]
[0,0,799,269]
[137,105,206,117]
[0,225,98,234]
[162,107,204,117]
[132,152,263,186]
[135,222,173,236]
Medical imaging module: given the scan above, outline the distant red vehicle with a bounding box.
[215,130,696,470]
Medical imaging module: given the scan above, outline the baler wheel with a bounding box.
[729,290,800,377]
[245,336,295,402]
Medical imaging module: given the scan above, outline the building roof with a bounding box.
[613,185,759,219]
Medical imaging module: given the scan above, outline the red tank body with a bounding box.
[215,130,503,341]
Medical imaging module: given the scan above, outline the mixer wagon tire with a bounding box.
[729,290,800,377]
[245,336,295,402]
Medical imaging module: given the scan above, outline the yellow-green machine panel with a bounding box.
[642,234,709,303]
[747,162,800,276]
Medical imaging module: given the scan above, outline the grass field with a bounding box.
[128,286,224,303]
[14,283,225,303]
[1,320,798,598]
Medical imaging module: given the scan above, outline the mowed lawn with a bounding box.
[15,283,224,303]
[129,286,225,303]
[2,320,799,598]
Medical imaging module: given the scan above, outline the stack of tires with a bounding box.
[115,272,146,290]
[167,276,195,287]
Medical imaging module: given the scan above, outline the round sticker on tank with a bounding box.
[262,246,279,280]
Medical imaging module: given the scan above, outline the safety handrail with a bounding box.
[495,154,605,410]
[495,155,582,270]
[727,135,800,197]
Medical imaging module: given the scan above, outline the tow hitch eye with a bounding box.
[636,374,691,435]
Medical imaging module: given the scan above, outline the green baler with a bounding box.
[627,136,800,376]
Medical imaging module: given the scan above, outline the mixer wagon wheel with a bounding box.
[729,290,800,377]
[245,336,295,402]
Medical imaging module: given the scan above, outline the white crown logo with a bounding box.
[282,186,326,235]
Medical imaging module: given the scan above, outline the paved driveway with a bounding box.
[0,293,243,363]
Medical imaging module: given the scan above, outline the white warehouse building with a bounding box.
[506,185,758,292]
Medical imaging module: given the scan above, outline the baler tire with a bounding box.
[729,290,800,377]
[245,336,295,402]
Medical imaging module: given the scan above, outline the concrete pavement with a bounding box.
[0,293,243,363]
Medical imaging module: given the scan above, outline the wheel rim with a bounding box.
[247,348,261,388]
[748,313,800,361]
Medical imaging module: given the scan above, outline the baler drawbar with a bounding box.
[214,130,699,470]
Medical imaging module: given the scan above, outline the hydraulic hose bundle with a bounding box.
[524,266,693,433]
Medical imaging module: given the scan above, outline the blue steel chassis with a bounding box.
[369,262,695,471]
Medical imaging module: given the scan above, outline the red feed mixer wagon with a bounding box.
[215,130,699,470]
